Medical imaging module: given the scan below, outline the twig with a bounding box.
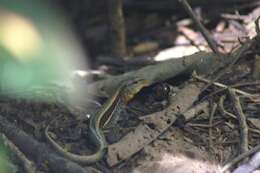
[220,102,260,135]
[208,102,217,152]
[1,134,36,173]
[221,13,247,21]
[249,128,260,135]
[179,28,203,51]
[193,72,253,98]
[215,140,238,145]
[178,0,219,54]
[255,16,260,35]
[187,120,223,128]
[228,89,249,154]
[218,95,237,119]
[202,81,260,102]
[181,100,209,121]
[232,150,260,173]
[232,81,260,88]
[201,36,255,93]
[221,145,260,173]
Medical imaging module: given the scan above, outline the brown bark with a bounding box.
[107,0,127,58]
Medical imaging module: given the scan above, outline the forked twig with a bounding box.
[178,0,220,54]
[193,72,253,98]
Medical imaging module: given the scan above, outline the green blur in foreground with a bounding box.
[0,0,88,171]
[0,0,87,102]
[0,136,17,173]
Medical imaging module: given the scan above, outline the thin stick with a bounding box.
[187,121,223,128]
[228,89,249,154]
[221,145,260,173]
[203,81,260,100]
[193,73,253,98]
[232,81,260,88]
[178,0,219,54]
[221,13,246,21]
[218,95,237,119]
[220,101,260,135]
[208,103,217,152]
[255,16,260,35]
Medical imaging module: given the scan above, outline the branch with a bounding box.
[0,116,89,173]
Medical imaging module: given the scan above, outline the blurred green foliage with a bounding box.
[0,1,88,172]
[0,0,87,102]
[0,136,17,173]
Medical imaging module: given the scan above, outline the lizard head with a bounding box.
[121,78,151,103]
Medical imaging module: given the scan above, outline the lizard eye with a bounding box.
[153,83,170,101]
